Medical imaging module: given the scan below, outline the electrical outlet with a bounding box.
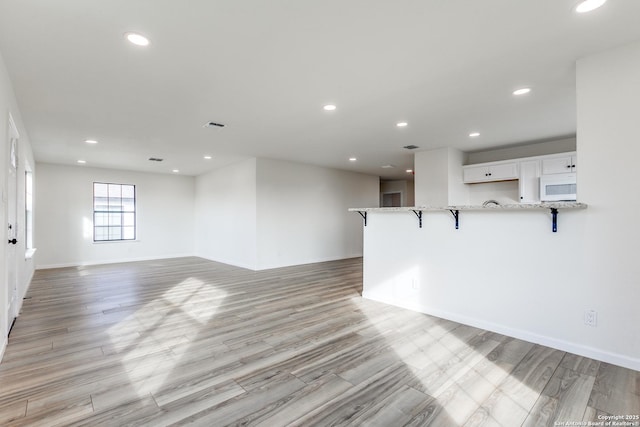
[584,310,597,327]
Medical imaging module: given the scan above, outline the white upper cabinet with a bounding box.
[518,160,541,204]
[463,161,519,183]
[463,151,577,203]
[542,153,577,174]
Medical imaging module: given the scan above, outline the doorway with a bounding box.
[5,114,19,336]
[381,191,402,207]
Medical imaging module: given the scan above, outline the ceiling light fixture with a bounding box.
[349,157,357,162]
[513,88,531,96]
[172,169,179,173]
[77,160,86,164]
[125,32,150,46]
[396,122,408,128]
[85,139,98,144]
[406,169,413,173]
[575,0,607,13]
[469,132,480,137]
[323,104,337,111]
[204,155,212,160]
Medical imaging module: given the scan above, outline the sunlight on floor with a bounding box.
[357,264,538,425]
[106,277,227,398]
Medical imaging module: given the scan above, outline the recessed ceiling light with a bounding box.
[469,132,480,137]
[77,160,86,164]
[349,157,357,162]
[85,139,98,144]
[323,104,337,111]
[406,169,413,173]
[513,88,531,96]
[172,169,179,173]
[204,155,212,160]
[396,122,408,128]
[575,0,607,13]
[125,32,150,46]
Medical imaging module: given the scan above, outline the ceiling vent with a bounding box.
[403,145,419,150]
[203,121,225,128]
[148,157,164,162]
[381,164,396,169]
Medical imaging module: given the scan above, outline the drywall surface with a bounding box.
[35,163,195,268]
[466,137,577,164]
[415,148,467,206]
[573,39,640,368]
[194,159,257,269]
[255,158,378,270]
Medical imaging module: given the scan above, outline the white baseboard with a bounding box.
[196,253,363,272]
[194,254,257,271]
[363,292,640,372]
[0,335,6,365]
[36,253,197,270]
[256,254,364,271]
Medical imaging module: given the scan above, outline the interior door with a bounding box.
[5,115,19,335]
[382,192,402,207]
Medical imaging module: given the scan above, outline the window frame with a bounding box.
[92,182,137,242]
[25,169,35,257]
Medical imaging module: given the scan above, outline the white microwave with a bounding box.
[540,173,577,201]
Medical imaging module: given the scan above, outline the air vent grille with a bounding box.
[148,157,164,162]
[403,145,419,150]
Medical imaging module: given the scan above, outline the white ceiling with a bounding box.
[1,0,640,180]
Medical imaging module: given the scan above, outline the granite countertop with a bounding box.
[348,202,587,212]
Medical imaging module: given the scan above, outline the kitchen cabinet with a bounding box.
[518,160,541,204]
[542,153,577,174]
[463,161,518,183]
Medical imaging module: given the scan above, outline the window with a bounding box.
[93,182,136,241]
[25,170,34,251]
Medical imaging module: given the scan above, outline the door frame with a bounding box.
[380,191,403,207]
[5,113,19,337]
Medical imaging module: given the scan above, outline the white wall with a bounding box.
[0,51,36,360]
[361,40,640,371]
[415,148,467,206]
[194,159,257,269]
[35,163,195,268]
[255,158,379,270]
[574,39,640,368]
[466,137,576,164]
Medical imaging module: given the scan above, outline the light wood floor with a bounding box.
[0,257,638,426]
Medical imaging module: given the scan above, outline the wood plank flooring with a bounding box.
[0,257,638,426]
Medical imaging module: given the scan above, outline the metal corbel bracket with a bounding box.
[550,208,558,232]
[449,209,460,229]
[412,210,423,228]
[357,211,367,226]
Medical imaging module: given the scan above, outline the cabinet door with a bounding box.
[542,156,573,174]
[463,165,490,183]
[488,162,518,181]
[519,160,541,203]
